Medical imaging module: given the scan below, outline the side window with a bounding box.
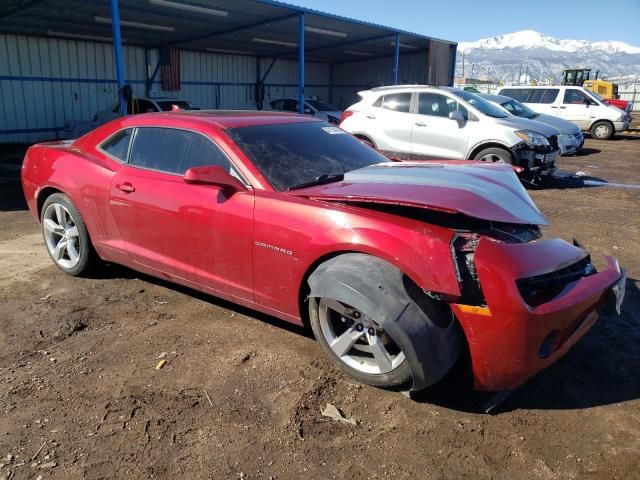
[381,93,411,113]
[563,89,592,105]
[372,96,383,108]
[500,89,530,103]
[100,128,133,162]
[127,99,157,115]
[129,127,231,175]
[528,88,559,104]
[418,93,451,118]
[282,99,299,112]
[270,100,284,110]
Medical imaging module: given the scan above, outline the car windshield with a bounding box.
[227,122,388,191]
[499,98,538,119]
[306,100,340,112]
[449,90,509,118]
[585,90,604,103]
[156,100,200,111]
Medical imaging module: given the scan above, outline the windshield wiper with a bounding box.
[288,173,344,191]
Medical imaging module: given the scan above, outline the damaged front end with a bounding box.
[512,134,560,176]
[451,234,624,392]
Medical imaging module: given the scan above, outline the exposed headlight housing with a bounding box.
[515,130,550,147]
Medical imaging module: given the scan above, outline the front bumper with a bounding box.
[614,120,630,132]
[513,142,559,174]
[452,238,624,392]
[558,133,583,155]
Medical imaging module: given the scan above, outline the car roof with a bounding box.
[478,93,511,103]
[118,110,321,129]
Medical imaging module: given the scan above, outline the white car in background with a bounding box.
[479,93,583,155]
[94,97,200,126]
[339,85,561,179]
[268,97,342,124]
[497,85,630,140]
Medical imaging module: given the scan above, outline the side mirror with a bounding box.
[449,110,466,126]
[304,107,313,114]
[183,165,246,193]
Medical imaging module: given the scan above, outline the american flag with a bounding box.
[161,48,181,91]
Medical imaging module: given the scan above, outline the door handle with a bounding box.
[117,182,135,193]
[550,106,558,108]
[414,122,427,127]
[365,114,376,119]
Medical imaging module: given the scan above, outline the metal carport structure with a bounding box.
[0,0,457,142]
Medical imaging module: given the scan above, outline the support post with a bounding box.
[109,0,126,114]
[298,13,305,114]
[448,44,457,87]
[393,33,400,85]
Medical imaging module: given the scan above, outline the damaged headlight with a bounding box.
[515,130,549,147]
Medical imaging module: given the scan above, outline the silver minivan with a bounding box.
[340,85,561,178]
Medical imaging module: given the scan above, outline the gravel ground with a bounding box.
[0,136,639,480]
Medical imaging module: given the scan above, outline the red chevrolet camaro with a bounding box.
[21,111,626,394]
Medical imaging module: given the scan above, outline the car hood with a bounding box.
[290,162,548,225]
[496,116,561,137]
[529,114,581,135]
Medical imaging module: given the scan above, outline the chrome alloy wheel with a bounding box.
[318,298,406,375]
[478,153,506,163]
[42,203,81,269]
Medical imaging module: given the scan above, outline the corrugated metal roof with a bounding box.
[0,0,455,62]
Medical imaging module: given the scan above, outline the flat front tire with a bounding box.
[41,193,96,276]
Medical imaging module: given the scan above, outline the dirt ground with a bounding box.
[0,136,639,480]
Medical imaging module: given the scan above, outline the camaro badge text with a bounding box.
[255,241,293,256]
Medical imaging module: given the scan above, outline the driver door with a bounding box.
[109,126,254,300]
[409,92,469,159]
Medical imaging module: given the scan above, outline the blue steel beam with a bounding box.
[261,58,278,83]
[393,33,400,85]
[298,13,305,114]
[159,12,300,48]
[109,0,126,115]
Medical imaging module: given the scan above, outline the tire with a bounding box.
[473,147,513,164]
[307,254,459,389]
[590,121,614,140]
[40,193,97,276]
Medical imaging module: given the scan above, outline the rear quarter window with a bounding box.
[99,128,133,162]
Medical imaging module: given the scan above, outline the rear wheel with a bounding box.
[590,121,614,140]
[41,193,96,276]
[473,147,513,164]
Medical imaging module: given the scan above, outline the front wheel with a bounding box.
[309,297,412,388]
[41,193,97,276]
[473,147,513,164]
[590,121,614,140]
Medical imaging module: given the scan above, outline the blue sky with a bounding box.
[290,0,640,45]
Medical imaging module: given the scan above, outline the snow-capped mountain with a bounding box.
[456,30,640,84]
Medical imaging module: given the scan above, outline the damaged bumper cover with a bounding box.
[512,140,559,175]
[452,237,624,392]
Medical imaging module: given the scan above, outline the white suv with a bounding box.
[498,85,630,140]
[340,86,561,177]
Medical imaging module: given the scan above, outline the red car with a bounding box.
[21,111,626,394]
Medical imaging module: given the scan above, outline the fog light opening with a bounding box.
[539,330,560,359]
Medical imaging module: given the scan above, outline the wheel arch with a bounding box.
[590,119,615,134]
[467,141,514,160]
[352,133,378,149]
[36,186,66,220]
[304,251,462,391]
